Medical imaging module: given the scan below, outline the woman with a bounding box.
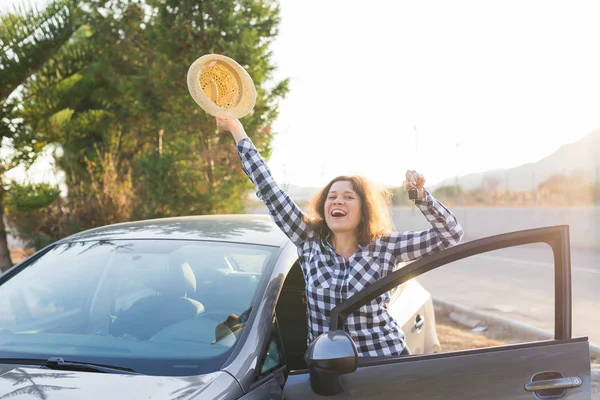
[217,117,464,357]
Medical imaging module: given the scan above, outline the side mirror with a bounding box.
[304,330,358,396]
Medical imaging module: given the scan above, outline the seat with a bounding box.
[188,252,233,307]
[187,253,259,313]
[111,262,204,340]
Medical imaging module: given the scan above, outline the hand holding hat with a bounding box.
[187,54,257,119]
[216,117,242,133]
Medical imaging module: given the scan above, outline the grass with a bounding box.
[432,303,552,350]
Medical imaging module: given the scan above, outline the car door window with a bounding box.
[243,325,287,399]
[387,242,555,356]
[256,324,285,379]
[260,334,284,375]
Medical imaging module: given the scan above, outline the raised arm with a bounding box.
[384,189,464,262]
[379,170,464,263]
[217,118,312,246]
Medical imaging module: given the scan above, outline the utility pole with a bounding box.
[413,125,419,171]
[595,164,600,205]
[282,163,288,192]
[482,176,486,206]
[532,171,536,206]
[562,169,567,206]
[505,170,510,206]
[414,126,418,153]
[413,126,419,211]
[455,142,462,205]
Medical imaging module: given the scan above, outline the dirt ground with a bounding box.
[435,313,506,351]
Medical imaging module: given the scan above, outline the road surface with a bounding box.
[416,243,600,346]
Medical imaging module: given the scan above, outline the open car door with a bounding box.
[283,226,592,399]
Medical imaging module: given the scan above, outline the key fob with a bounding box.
[408,187,419,200]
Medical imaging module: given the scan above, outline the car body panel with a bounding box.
[55,215,291,248]
[283,339,591,399]
[222,240,297,389]
[238,369,286,399]
[388,278,440,354]
[0,366,243,400]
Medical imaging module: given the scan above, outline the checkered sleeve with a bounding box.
[385,189,464,262]
[236,137,312,246]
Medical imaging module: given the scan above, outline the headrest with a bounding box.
[145,262,197,297]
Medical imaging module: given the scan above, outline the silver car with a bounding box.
[0,215,591,399]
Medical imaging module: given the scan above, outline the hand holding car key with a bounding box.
[404,170,426,200]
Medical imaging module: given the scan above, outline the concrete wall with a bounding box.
[247,205,600,250]
[394,206,600,250]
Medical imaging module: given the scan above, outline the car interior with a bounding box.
[275,261,308,371]
[271,261,414,373]
[106,250,264,346]
[0,242,268,348]
[186,252,261,314]
[110,262,206,340]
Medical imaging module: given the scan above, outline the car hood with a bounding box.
[0,366,241,399]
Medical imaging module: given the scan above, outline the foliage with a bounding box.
[0,0,84,269]
[7,0,289,250]
[5,182,76,249]
[5,182,59,212]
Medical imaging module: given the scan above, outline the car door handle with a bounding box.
[413,314,424,332]
[524,376,582,392]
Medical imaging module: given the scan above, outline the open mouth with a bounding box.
[330,209,347,218]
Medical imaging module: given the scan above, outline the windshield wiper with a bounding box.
[43,357,138,375]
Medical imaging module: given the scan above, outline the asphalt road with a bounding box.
[416,244,600,347]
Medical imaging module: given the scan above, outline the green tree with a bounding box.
[4,182,63,249]
[14,0,288,246]
[0,0,82,270]
[129,0,289,218]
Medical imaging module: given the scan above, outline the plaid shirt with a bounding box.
[237,138,464,357]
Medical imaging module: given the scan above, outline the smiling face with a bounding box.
[324,180,363,235]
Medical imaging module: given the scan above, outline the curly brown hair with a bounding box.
[305,176,395,246]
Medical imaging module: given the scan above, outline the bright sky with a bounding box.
[2,0,600,188]
[267,0,600,188]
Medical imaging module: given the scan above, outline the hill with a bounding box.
[431,129,600,191]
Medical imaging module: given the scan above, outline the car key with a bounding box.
[408,187,419,200]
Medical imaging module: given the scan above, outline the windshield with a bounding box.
[0,239,276,376]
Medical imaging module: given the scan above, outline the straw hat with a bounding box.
[187,54,257,119]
